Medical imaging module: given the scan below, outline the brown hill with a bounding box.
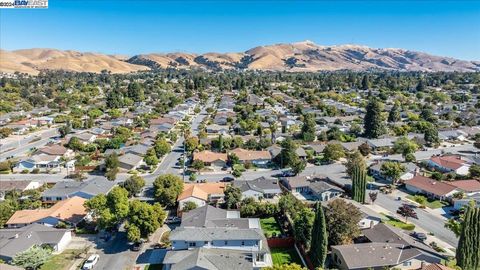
[1,48,149,75]
[2,42,479,75]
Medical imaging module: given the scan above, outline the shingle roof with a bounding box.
[42,178,116,198]
[0,224,70,260]
[193,150,228,163]
[429,155,468,170]
[170,227,263,241]
[0,181,36,192]
[164,248,254,270]
[6,196,86,225]
[234,177,281,194]
[177,183,227,202]
[230,148,271,161]
[449,180,480,193]
[406,175,457,196]
[38,144,69,156]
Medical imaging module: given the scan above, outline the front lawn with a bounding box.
[406,194,449,209]
[270,247,302,266]
[40,249,85,270]
[381,214,416,231]
[260,217,282,238]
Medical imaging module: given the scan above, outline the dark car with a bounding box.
[221,176,235,182]
[411,232,427,241]
[131,241,144,251]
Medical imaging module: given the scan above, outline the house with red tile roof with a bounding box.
[448,179,480,195]
[193,150,228,169]
[405,175,459,200]
[426,155,471,176]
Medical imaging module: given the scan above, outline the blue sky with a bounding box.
[1,0,479,60]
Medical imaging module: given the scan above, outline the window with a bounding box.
[56,197,62,201]
[189,242,196,247]
[224,241,228,245]
[241,241,245,246]
[204,241,208,245]
[403,261,412,266]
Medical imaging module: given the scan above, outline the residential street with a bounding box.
[0,128,59,161]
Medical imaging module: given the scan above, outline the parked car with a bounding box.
[221,176,234,182]
[82,254,100,270]
[411,232,427,241]
[165,216,181,224]
[131,241,144,251]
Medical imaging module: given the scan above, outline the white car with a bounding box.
[82,254,100,270]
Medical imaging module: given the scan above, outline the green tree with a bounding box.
[345,151,366,177]
[293,208,315,250]
[58,121,72,138]
[154,138,171,158]
[424,124,440,147]
[127,81,145,102]
[322,143,345,162]
[153,174,184,207]
[182,201,198,212]
[361,75,370,90]
[277,138,301,169]
[105,153,119,170]
[106,90,123,109]
[224,185,242,209]
[127,200,166,239]
[380,161,406,184]
[456,202,480,270]
[388,103,401,123]
[13,245,52,269]
[191,160,205,171]
[265,263,306,270]
[363,98,386,139]
[351,164,367,204]
[122,175,146,197]
[291,159,306,175]
[393,137,418,160]
[469,164,480,178]
[310,202,328,268]
[185,136,199,152]
[325,199,362,245]
[301,113,316,142]
[127,224,141,243]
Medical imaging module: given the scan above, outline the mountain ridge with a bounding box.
[1,41,479,75]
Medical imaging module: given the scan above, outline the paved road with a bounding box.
[373,191,458,247]
[0,128,59,161]
[93,231,137,270]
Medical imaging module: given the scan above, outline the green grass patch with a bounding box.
[260,217,282,238]
[406,194,449,209]
[381,214,416,231]
[40,249,84,270]
[144,264,163,270]
[270,247,302,266]
[233,164,245,171]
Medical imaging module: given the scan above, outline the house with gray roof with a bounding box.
[331,223,444,270]
[124,144,149,156]
[164,205,272,269]
[118,153,144,171]
[281,175,344,202]
[233,177,282,200]
[41,178,116,202]
[0,224,71,262]
[163,248,256,270]
[366,137,395,152]
[369,161,419,183]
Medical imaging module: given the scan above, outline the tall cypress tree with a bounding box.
[310,202,328,269]
[456,202,480,270]
[352,165,367,204]
[363,98,386,139]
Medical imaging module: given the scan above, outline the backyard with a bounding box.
[260,217,282,238]
[406,194,449,209]
[270,247,303,266]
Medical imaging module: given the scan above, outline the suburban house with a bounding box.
[426,155,471,176]
[15,153,75,173]
[0,224,72,262]
[164,205,272,269]
[193,150,228,169]
[369,161,419,183]
[366,137,395,153]
[405,175,458,201]
[118,153,144,171]
[281,175,344,202]
[124,144,150,156]
[67,132,97,144]
[6,196,87,228]
[37,144,75,159]
[41,178,116,202]
[448,180,480,195]
[233,177,282,200]
[454,193,480,210]
[206,124,230,135]
[331,223,444,270]
[230,148,272,167]
[177,183,227,212]
[0,180,42,194]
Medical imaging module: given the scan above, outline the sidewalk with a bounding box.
[363,203,456,256]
